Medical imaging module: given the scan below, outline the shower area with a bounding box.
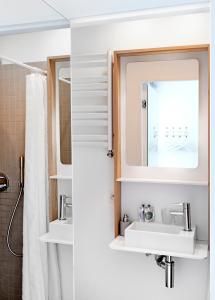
[0,61,46,299]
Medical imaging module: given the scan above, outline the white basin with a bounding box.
[125,222,196,254]
[49,219,73,242]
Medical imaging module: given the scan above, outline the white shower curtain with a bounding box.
[23,73,61,300]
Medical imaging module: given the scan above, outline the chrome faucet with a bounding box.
[139,204,145,222]
[59,195,72,220]
[170,202,192,231]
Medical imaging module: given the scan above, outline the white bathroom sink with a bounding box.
[49,219,73,242]
[124,222,196,254]
[39,219,73,245]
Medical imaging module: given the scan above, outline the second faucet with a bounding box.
[59,195,72,220]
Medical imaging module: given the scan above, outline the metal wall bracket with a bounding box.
[107,150,114,158]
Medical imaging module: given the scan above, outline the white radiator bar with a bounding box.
[107,50,113,157]
[72,51,113,157]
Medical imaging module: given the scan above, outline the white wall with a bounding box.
[72,12,210,300]
[57,180,73,300]
[210,1,215,300]
[0,28,70,62]
[0,28,73,300]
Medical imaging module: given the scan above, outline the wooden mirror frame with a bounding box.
[47,55,70,221]
[113,45,210,237]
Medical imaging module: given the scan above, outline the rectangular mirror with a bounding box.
[126,59,199,169]
[57,61,72,165]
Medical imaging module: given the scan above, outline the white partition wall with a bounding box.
[210,1,215,300]
[72,11,210,300]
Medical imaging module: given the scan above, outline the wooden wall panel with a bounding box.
[47,55,70,221]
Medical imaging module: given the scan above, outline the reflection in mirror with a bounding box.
[58,64,71,165]
[126,59,199,168]
[147,80,198,168]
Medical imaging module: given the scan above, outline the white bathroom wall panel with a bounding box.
[71,13,209,52]
[58,245,73,300]
[210,1,215,300]
[0,28,70,62]
[72,12,210,300]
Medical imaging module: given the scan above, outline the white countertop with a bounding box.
[110,236,208,260]
[39,219,73,246]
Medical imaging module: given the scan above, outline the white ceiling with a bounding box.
[0,0,62,26]
[0,0,210,34]
[46,0,210,20]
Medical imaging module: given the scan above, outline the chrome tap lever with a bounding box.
[139,204,145,222]
[170,202,192,231]
[59,195,72,220]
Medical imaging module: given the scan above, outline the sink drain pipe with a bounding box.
[155,255,174,288]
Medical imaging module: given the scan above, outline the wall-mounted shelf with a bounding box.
[39,220,73,246]
[50,175,72,180]
[39,233,73,246]
[109,236,208,260]
[117,178,208,186]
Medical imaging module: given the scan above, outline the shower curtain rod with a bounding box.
[0,54,47,75]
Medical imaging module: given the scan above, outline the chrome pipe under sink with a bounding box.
[155,255,175,288]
